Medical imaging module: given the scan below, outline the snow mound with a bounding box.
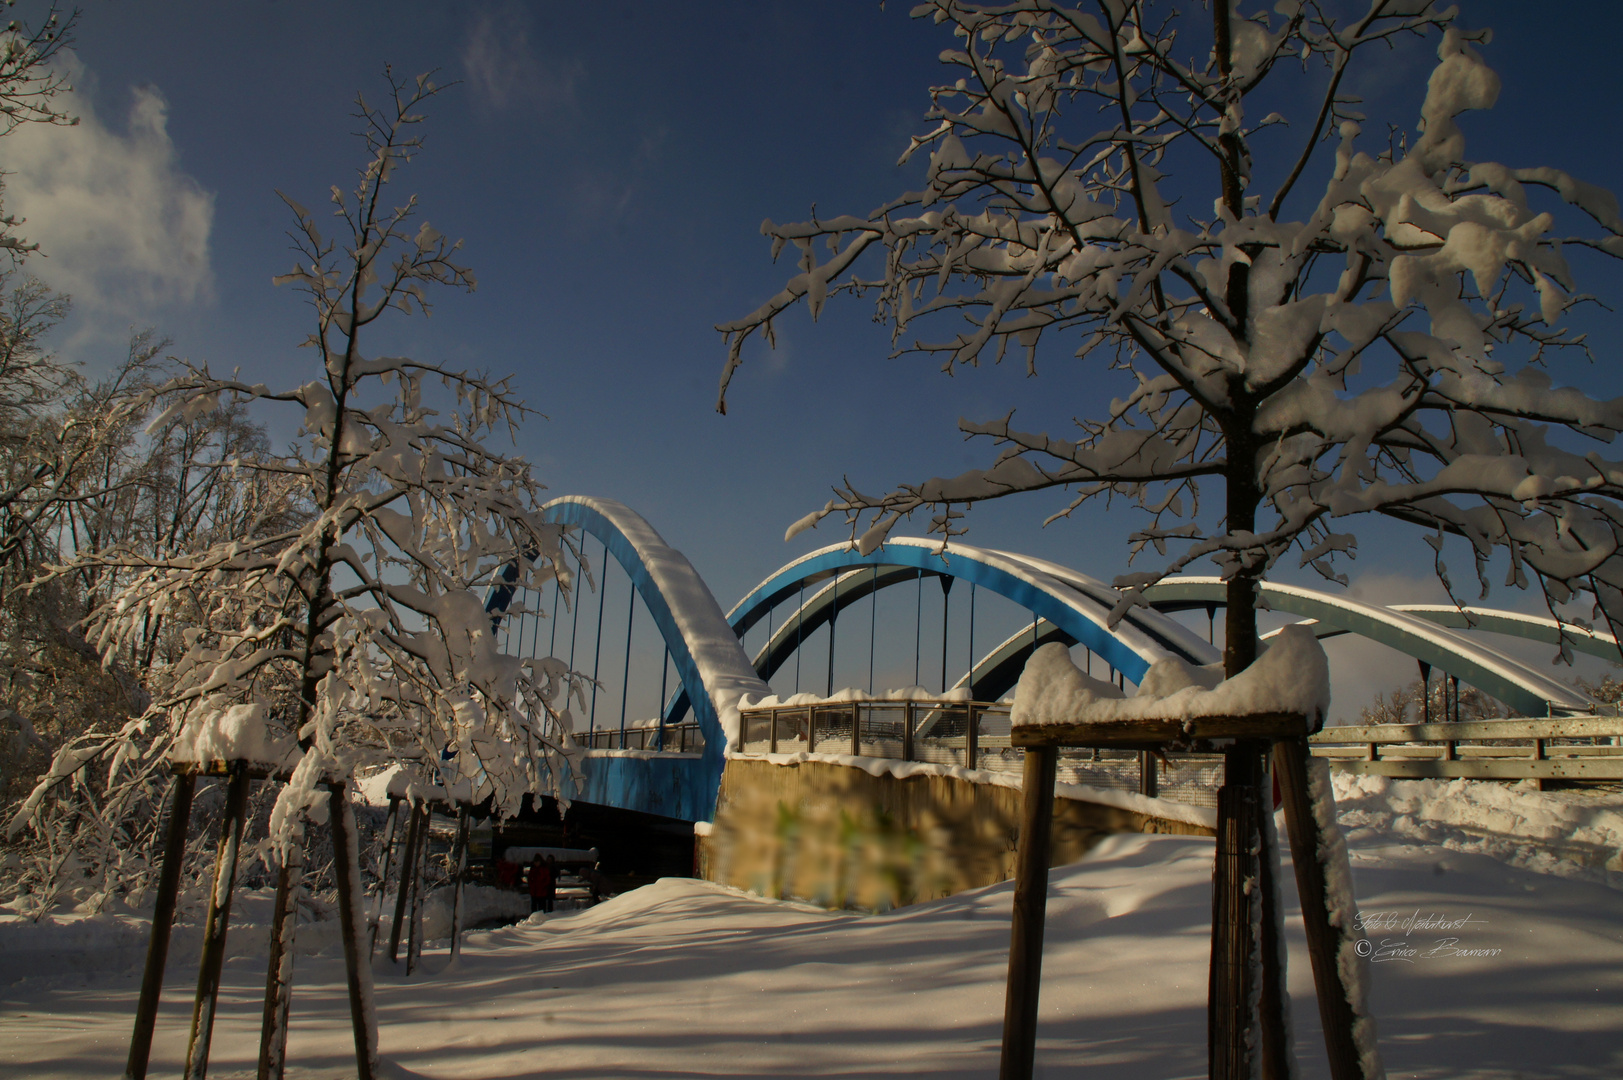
[1011,624,1329,730]
[418,885,529,940]
[1333,771,1623,886]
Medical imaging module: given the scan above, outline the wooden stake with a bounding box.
[1275,737,1371,1080]
[406,804,430,976]
[388,801,422,964]
[1210,742,1263,1080]
[449,803,471,962]
[125,770,196,1080]
[998,745,1057,1080]
[184,761,253,1080]
[368,794,402,959]
[256,839,304,1080]
[329,781,379,1080]
[1257,766,1294,1080]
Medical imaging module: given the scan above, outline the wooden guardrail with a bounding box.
[1308,715,1623,780]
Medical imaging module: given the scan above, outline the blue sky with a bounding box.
[9,0,1623,718]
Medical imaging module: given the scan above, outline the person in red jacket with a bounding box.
[528,855,554,914]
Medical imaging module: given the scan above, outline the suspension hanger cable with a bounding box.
[589,538,608,737]
[619,584,636,747]
[868,565,877,695]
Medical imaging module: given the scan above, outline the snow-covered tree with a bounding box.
[719,0,1623,678]
[0,368,307,917]
[0,3,79,258]
[1357,677,1504,725]
[8,73,587,949]
[69,70,584,817]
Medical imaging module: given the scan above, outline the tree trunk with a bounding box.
[125,770,195,1080]
[256,839,304,1080]
[1210,743,1264,1080]
[328,781,379,1080]
[1258,770,1295,1080]
[1210,420,1296,1077]
[184,762,253,1080]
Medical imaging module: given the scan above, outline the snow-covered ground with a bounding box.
[4,775,1621,1079]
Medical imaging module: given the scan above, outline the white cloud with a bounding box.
[1,59,213,341]
[461,4,583,115]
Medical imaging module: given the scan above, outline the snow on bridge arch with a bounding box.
[720,538,1220,704]
[532,497,768,821]
[1140,577,1597,718]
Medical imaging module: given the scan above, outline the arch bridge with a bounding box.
[484,497,1610,823]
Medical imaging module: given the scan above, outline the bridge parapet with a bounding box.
[737,698,1222,809]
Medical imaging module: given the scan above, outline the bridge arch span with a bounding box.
[534,497,768,820]
[1141,577,1595,717]
[722,538,1219,694]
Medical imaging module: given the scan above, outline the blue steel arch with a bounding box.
[488,505,1605,825]
[664,538,1217,725]
[532,497,768,821]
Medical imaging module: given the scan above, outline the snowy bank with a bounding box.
[1333,770,1623,885]
[7,819,1622,1078]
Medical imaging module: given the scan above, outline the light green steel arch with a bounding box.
[1140,577,1594,717]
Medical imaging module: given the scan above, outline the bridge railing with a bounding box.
[580,721,705,754]
[1307,715,1623,780]
[737,701,1226,808]
[737,704,1623,806]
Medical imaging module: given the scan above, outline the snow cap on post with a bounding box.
[1012,625,1329,732]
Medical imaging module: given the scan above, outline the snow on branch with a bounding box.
[723,1,1623,654]
[31,71,589,846]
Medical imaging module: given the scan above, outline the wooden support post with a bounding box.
[329,781,378,1080]
[851,702,862,757]
[998,744,1058,1080]
[1257,763,1294,1080]
[449,803,471,962]
[769,708,778,754]
[125,770,196,1080]
[1274,737,1372,1080]
[1210,741,1263,1080]
[966,704,979,768]
[407,804,431,976]
[903,702,915,762]
[257,839,304,1080]
[184,761,253,1080]
[1138,750,1158,798]
[388,801,423,964]
[368,794,403,959]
